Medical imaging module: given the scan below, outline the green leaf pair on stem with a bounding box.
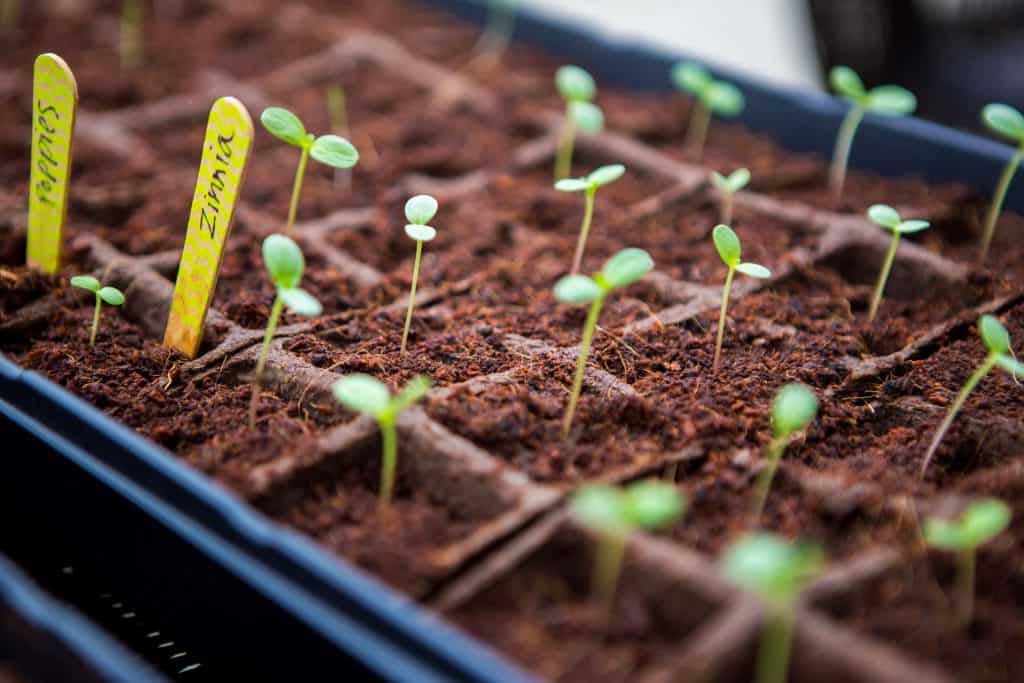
[400,194,439,356]
[70,276,125,347]
[711,225,771,373]
[752,383,818,519]
[555,163,625,274]
[671,62,744,162]
[553,248,654,439]
[333,374,432,507]
[978,103,1024,261]
[554,65,604,180]
[710,167,751,226]
[865,204,930,322]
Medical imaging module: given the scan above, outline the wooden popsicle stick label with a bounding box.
[164,97,253,358]
[27,53,78,274]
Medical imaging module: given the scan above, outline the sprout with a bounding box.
[120,0,143,72]
[670,62,745,161]
[921,315,1024,477]
[751,383,817,518]
[554,65,604,180]
[555,163,625,275]
[711,225,771,373]
[260,107,360,237]
[978,103,1024,261]
[570,480,685,605]
[472,0,518,63]
[865,204,930,322]
[722,534,823,683]
[249,235,323,429]
[333,374,432,507]
[70,275,125,347]
[710,167,751,225]
[828,66,916,206]
[400,194,439,356]
[924,498,1011,626]
[326,84,352,192]
[554,248,654,439]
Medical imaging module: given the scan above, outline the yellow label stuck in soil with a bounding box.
[164,97,253,358]
[27,53,77,274]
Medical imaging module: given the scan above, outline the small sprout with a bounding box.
[333,374,432,507]
[555,163,625,274]
[978,103,1024,261]
[710,167,751,225]
[924,498,1011,626]
[571,480,685,605]
[554,248,654,439]
[752,383,818,518]
[921,315,1024,477]
[671,62,745,161]
[260,107,360,237]
[326,84,352,192]
[400,194,439,356]
[120,0,143,72]
[249,235,323,430]
[473,0,518,63]
[711,225,771,372]
[865,204,930,321]
[722,534,823,683]
[70,275,125,347]
[554,65,604,180]
[828,66,916,205]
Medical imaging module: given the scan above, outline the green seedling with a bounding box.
[978,103,1024,261]
[260,107,360,236]
[70,276,125,347]
[752,383,818,518]
[120,0,143,72]
[554,248,654,439]
[711,224,771,372]
[671,62,745,161]
[722,534,823,683]
[571,480,685,605]
[472,0,518,63]
[249,235,323,430]
[326,83,352,192]
[865,204,930,321]
[333,374,432,507]
[710,167,751,225]
[921,315,1024,477]
[554,65,604,180]
[400,194,439,356]
[555,164,625,274]
[924,498,1011,626]
[829,66,916,205]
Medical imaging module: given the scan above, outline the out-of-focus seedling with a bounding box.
[472,0,518,67]
[326,83,352,191]
[752,383,818,518]
[70,275,125,347]
[570,480,685,605]
[1,0,19,33]
[671,62,745,161]
[120,0,143,72]
[554,65,604,180]
[865,204,930,321]
[555,163,625,274]
[924,498,1011,626]
[333,374,432,507]
[400,194,439,356]
[249,235,323,430]
[710,167,751,225]
[554,248,654,439]
[921,315,1024,477]
[828,66,916,205]
[722,534,823,683]
[978,103,1024,261]
[711,224,771,372]
[260,107,360,236]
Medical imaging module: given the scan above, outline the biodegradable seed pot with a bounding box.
[3,1,1024,681]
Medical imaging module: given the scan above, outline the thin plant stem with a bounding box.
[720,191,733,226]
[120,0,143,72]
[89,296,102,347]
[249,295,284,430]
[752,436,787,521]
[379,418,397,507]
[979,149,1023,262]
[591,530,628,606]
[755,604,795,683]
[570,188,596,275]
[1,0,19,32]
[713,267,735,373]
[920,354,998,477]
[955,548,976,627]
[285,145,310,237]
[554,104,577,181]
[829,105,864,207]
[562,295,605,440]
[326,83,353,192]
[868,232,900,322]
[400,240,423,356]
[685,102,711,161]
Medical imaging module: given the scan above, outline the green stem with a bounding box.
[685,102,711,161]
[120,0,143,72]
[868,232,900,322]
[249,295,284,430]
[554,104,577,181]
[89,295,102,347]
[755,604,795,683]
[720,191,733,226]
[570,188,596,275]
[285,144,310,237]
[829,105,864,207]
[379,418,397,507]
[1,0,19,32]
[562,295,605,440]
[920,354,998,477]
[400,240,423,356]
[955,548,976,627]
[591,530,628,606]
[979,148,1023,262]
[712,267,735,373]
[752,436,787,521]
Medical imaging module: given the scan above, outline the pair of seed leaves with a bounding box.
[925,498,1011,553]
[70,276,125,306]
[404,194,438,242]
[722,534,823,604]
[712,224,771,278]
[556,65,604,133]
[867,204,930,235]
[983,103,1024,145]
[554,247,653,303]
[772,382,818,440]
[333,374,432,425]
[263,234,322,316]
[671,62,745,117]
[976,314,1024,374]
[554,163,624,193]
[571,480,685,535]
[261,107,359,168]
[711,167,750,195]
[830,66,916,116]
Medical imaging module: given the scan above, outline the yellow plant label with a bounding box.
[164,97,253,358]
[27,53,78,274]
